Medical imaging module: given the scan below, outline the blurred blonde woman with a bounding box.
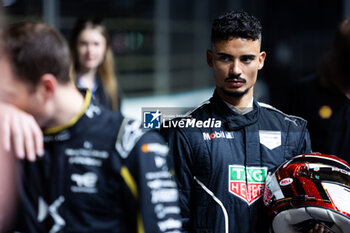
[69,18,120,110]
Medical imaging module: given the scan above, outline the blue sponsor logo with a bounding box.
[143,110,162,129]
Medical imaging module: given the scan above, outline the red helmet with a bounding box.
[263,153,350,233]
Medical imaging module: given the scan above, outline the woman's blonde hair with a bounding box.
[69,18,119,110]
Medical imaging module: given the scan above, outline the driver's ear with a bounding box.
[258,51,266,70]
[206,49,214,67]
[37,74,57,101]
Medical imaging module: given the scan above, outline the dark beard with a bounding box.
[221,86,250,98]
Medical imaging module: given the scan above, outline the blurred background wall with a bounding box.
[2,0,349,118]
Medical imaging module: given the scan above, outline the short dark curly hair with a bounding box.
[211,10,262,44]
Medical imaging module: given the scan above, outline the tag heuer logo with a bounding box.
[228,165,267,205]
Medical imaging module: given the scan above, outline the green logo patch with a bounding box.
[228,165,267,205]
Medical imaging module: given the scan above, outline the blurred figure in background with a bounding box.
[69,18,121,111]
[275,18,350,163]
[0,21,182,233]
[0,5,20,232]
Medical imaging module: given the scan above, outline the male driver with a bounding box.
[0,21,182,233]
[161,10,318,233]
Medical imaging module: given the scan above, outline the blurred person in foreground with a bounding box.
[0,21,182,233]
[69,18,121,111]
[274,18,350,164]
[0,5,17,232]
[160,10,328,233]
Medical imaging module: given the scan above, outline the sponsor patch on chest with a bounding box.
[202,131,234,140]
[70,172,98,193]
[228,165,267,205]
[259,130,281,150]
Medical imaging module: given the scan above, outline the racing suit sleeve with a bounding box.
[160,127,194,231]
[122,128,183,233]
[296,123,312,155]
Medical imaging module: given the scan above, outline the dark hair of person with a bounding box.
[211,10,262,44]
[69,17,119,110]
[0,21,70,91]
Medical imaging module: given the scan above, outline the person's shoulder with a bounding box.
[161,99,211,125]
[258,102,307,126]
[86,101,123,126]
[187,99,213,118]
[115,118,166,159]
[115,118,144,158]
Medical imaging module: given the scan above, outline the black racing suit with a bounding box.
[161,91,312,233]
[14,90,182,233]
